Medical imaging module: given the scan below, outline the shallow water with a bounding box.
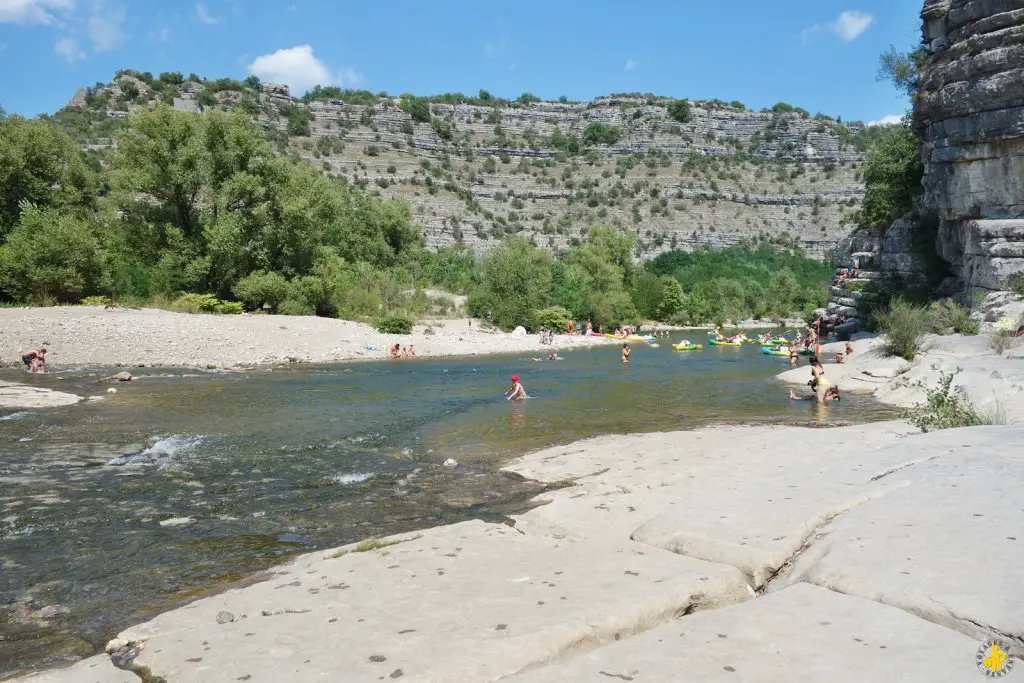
[0,339,890,676]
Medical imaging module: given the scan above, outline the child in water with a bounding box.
[505,375,527,401]
[622,343,631,364]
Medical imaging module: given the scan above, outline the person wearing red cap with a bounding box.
[505,374,526,401]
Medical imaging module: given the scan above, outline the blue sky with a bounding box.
[1,0,921,123]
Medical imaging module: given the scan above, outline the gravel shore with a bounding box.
[0,306,621,369]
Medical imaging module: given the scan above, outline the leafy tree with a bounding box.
[233,270,290,312]
[470,237,552,329]
[877,45,928,98]
[243,74,262,90]
[582,122,620,145]
[0,113,96,235]
[858,123,923,228]
[0,206,107,303]
[533,305,572,331]
[631,271,665,319]
[477,89,493,102]
[658,276,685,319]
[403,96,431,123]
[517,92,541,105]
[667,99,692,123]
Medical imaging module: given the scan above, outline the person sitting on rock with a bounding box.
[407,345,416,357]
[390,343,401,359]
[845,342,854,356]
[21,348,46,373]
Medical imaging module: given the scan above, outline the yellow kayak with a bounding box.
[708,339,742,347]
[673,343,703,351]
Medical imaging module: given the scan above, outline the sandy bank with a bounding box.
[0,306,620,369]
[777,333,1024,422]
[15,420,1022,682]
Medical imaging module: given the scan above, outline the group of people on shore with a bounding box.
[389,344,417,359]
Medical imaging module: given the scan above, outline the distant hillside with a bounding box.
[51,70,878,260]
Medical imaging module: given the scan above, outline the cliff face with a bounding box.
[917,0,1024,295]
[63,79,869,260]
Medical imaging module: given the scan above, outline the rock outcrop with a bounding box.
[916,0,1024,296]
[62,79,869,260]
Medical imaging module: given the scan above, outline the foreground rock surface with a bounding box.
[506,583,979,683]
[0,381,82,409]
[114,521,748,683]
[12,422,1021,682]
[12,655,135,683]
[0,307,616,368]
[778,427,1024,650]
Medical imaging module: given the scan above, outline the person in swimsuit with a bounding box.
[845,342,854,356]
[408,345,416,357]
[790,384,840,403]
[21,348,46,373]
[789,346,799,367]
[622,343,631,364]
[390,343,401,359]
[505,375,526,401]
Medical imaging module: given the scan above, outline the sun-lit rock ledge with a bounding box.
[12,420,1021,682]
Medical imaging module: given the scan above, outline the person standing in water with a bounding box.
[505,375,527,401]
[621,343,631,364]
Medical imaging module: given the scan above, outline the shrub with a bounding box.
[80,295,111,306]
[171,292,220,313]
[233,271,291,312]
[215,301,244,314]
[403,96,431,123]
[873,296,932,360]
[582,123,620,146]
[989,316,1018,354]
[667,99,692,123]
[904,370,982,432]
[375,314,415,334]
[533,305,572,332]
[1008,273,1024,298]
[929,298,979,335]
[277,298,315,316]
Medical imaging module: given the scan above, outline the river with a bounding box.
[0,339,890,677]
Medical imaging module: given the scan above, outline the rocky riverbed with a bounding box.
[12,417,1022,682]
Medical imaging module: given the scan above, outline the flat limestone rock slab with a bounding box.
[776,426,1024,652]
[506,423,916,586]
[10,655,136,683]
[116,520,750,683]
[505,583,979,683]
[0,381,82,409]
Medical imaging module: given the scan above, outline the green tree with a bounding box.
[0,206,107,303]
[470,237,552,329]
[403,96,431,123]
[877,45,928,98]
[658,276,685,319]
[582,123,620,145]
[0,112,96,235]
[667,99,692,123]
[858,123,923,228]
[631,271,665,319]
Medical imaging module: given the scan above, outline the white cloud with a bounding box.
[831,10,874,41]
[0,0,74,25]
[88,5,127,52]
[803,10,874,44]
[195,2,217,24]
[54,35,85,62]
[868,114,904,126]
[624,58,637,71]
[248,45,334,94]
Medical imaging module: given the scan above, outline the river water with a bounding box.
[0,340,891,677]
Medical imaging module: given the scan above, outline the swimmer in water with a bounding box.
[505,374,527,401]
[622,343,631,364]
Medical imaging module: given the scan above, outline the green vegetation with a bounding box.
[375,314,415,334]
[300,86,378,105]
[667,99,692,123]
[873,297,931,360]
[989,316,1019,354]
[905,370,983,433]
[857,123,923,228]
[582,123,620,146]
[929,298,979,336]
[403,96,431,123]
